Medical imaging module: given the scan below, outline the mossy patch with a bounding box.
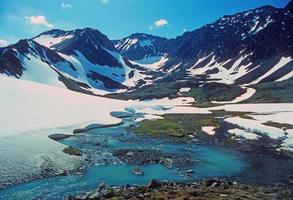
[212,110,254,120]
[263,121,293,130]
[134,114,220,138]
[134,118,185,137]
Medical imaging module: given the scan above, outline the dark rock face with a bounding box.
[0,39,75,78]
[46,28,122,67]
[115,3,293,86]
[162,4,293,84]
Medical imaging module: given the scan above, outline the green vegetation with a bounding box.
[134,114,220,138]
[246,78,293,103]
[134,118,185,137]
[106,80,245,105]
[106,82,180,100]
[186,83,245,104]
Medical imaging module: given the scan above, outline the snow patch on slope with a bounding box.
[249,56,292,84]
[131,55,169,71]
[21,55,66,88]
[34,34,74,49]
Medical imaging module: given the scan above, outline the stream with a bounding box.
[1,110,285,200]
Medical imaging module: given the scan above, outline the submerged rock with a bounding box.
[48,134,72,141]
[112,149,194,168]
[132,166,144,176]
[63,146,83,156]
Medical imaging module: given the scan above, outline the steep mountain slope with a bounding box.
[33,28,152,92]
[0,3,292,97]
[113,33,171,72]
[0,28,151,94]
[107,3,293,103]
[114,33,170,61]
[0,39,95,94]
[160,5,293,85]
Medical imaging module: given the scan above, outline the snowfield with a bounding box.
[0,76,128,138]
[0,76,130,187]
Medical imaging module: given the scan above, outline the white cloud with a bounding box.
[154,19,168,27]
[25,15,54,28]
[61,3,72,9]
[101,0,109,3]
[0,39,9,47]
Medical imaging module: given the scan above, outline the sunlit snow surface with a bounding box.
[33,34,74,49]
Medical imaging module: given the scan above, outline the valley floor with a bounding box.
[0,76,293,199]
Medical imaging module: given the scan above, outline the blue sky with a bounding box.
[0,0,290,46]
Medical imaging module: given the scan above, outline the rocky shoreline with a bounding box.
[70,179,293,200]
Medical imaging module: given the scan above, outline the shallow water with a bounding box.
[0,114,247,199]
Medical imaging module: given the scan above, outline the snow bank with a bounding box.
[250,112,293,125]
[134,114,164,122]
[179,87,191,93]
[228,128,259,140]
[224,116,285,139]
[0,76,129,138]
[202,126,216,135]
[0,76,132,187]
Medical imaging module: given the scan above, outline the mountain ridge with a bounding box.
[0,2,292,98]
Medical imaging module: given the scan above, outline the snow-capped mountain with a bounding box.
[0,3,292,95]
[0,28,150,94]
[115,4,292,86]
[113,33,170,65]
[0,39,94,94]
[157,4,293,84]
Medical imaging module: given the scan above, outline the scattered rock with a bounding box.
[48,134,72,141]
[72,179,293,200]
[126,151,134,157]
[88,191,102,199]
[148,179,161,189]
[63,146,83,156]
[74,193,89,200]
[73,129,85,134]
